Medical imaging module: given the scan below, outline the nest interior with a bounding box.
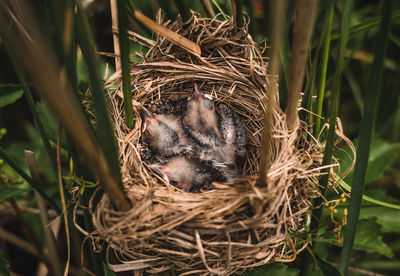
[79,12,330,275]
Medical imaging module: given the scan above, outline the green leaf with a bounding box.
[313,253,342,276]
[118,0,134,129]
[244,263,299,276]
[341,0,394,271]
[0,84,24,108]
[304,248,343,276]
[358,190,400,232]
[336,137,400,183]
[35,102,68,148]
[352,219,393,258]
[321,218,393,258]
[336,176,400,210]
[0,250,10,276]
[0,184,29,203]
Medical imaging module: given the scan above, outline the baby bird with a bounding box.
[139,105,191,159]
[183,84,247,168]
[149,156,227,192]
[217,103,247,167]
[183,83,224,144]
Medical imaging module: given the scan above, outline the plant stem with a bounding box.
[258,0,287,186]
[309,0,355,238]
[110,0,121,72]
[200,0,216,18]
[234,0,244,29]
[117,0,134,129]
[339,0,393,273]
[286,0,318,131]
[314,1,334,137]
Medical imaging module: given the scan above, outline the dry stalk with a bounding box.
[286,0,319,131]
[110,0,121,72]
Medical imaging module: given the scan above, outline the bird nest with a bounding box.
[75,12,345,275]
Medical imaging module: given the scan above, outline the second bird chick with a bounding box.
[149,156,227,192]
[139,105,191,160]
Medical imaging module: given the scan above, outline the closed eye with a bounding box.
[202,99,213,110]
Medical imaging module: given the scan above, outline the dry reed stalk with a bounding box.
[110,0,121,72]
[258,0,287,186]
[75,12,349,275]
[286,0,319,131]
[201,0,216,18]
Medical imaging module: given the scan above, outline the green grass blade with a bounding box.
[339,0,393,273]
[211,0,228,20]
[75,2,122,187]
[330,9,400,42]
[0,146,62,215]
[117,0,134,129]
[336,176,400,210]
[310,0,355,231]
[314,1,334,136]
[301,46,318,116]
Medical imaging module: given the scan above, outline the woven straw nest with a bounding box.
[76,12,346,275]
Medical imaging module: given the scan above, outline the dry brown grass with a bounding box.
[74,12,348,275]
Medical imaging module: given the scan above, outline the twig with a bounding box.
[0,227,84,276]
[230,0,236,28]
[110,0,121,72]
[0,226,38,257]
[57,125,70,276]
[286,0,319,131]
[132,8,201,57]
[333,263,385,276]
[200,0,216,18]
[17,206,58,217]
[8,198,55,275]
[25,150,62,276]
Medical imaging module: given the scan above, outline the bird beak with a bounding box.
[139,105,155,120]
[149,164,170,184]
[191,83,203,102]
[138,105,156,133]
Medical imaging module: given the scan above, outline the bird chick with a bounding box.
[183,83,224,144]
[217,103,247,166]
[139,105,191,159]
[183,86,246,168]
[149,156,227,192]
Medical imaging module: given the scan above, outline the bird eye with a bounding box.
[144,129,151,137]
[202,99,213,110]
[170,180,178,186]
